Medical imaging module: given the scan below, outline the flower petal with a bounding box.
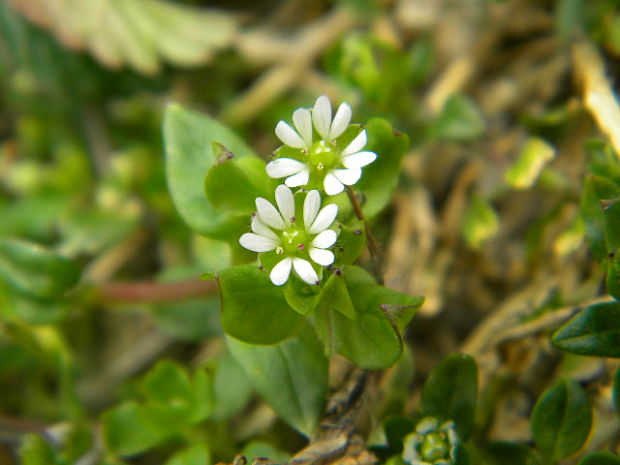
[303,190,321,229]
[311,229,337,248]
[239,233,278,252]
[309,203,338,234]
[270,257,293,286]
[342,151,377,169]
[323,172,345,195]
[266,158,305,178]
[275,121,306,149]
[293,108,313,147]
[329,103,352,140]
[309,247,334,266]
[251,216,278,240]
[275,184,295,223]
[293,258,319,285]
[284,168,310,187]
[256,197,286,230]
[342,130,367,156]
[333,168,362,186]
[312,95,332,140]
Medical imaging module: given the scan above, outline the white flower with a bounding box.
[267,95,377,195]
[402,417,459,465]
[239,185,338,286]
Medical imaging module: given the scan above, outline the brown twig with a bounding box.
[98,279,217,303]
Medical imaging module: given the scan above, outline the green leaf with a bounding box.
[166,443,210,465]
[283,278,320,315]
[356,117,409,219]
[604,198,620,252]
[227,325,328,437]
[212,347,252,421]
[432,94,486,141]
[314,267,422,369]
[217,265,303,344]
[19,434,57,465]
[102,402,167,456]
[420,353,477,440]
[581,174,620,260]
[317,273,356,319]
[152,298,221,342]
[205,155,272,216]
[462,194,499,248]
[530,378,592,462]
[606,252,620,301]
[384,416,415,452]
[505,137,556,189]
[0,238,80,300]
[241,441,291,464]
[552,301,620,357]
[164,103,257,240]
[578,452,620,465]
[142,360,194,405]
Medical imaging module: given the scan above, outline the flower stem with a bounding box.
[345,187,383,285]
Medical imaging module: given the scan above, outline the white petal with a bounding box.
[311,229,337,248]
[266,158,305,178]
[293,108,313,147]
[251,216,278,240]
[284,168,310,187]
[342,151,377,169]
[293,258,319,285]
[323,172,345,195]
[329,103,351,140]
[309,248,334,266]
[275,184,295,223]
[270,257,293,286]
[333,168,362,186]
[309,203,338,234]
[256,197,286,230]
[312,95,332,140]
[303,190,321,230]
[275,121,306,149]
[239,233,278,252]
[342,130,367,156]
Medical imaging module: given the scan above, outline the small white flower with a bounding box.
[403,417,459,465]
[239,185,338,286]
[267,95,377,195]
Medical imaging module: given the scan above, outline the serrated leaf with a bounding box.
[164,104,257,240]
[530,378,592,462]
[227,325,328,437]
[217,265,303,344]
[505,137,556,189]
[0,238,80,300]
[420,353,478,440]
[552,301,620,357]
[12,0,238,75]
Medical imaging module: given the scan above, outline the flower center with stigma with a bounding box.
[419,431,449,462]
[280,227,308,255]
[309,140,340,173]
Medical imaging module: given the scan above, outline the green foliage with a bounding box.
[462,194,499,248]
[164,103,258,241]
[505,138,556,190]
[578,452,620,465]
[431,94,486,142]
[19,434,57,465]
[530,378,592,463]
[227,325,328,437]
[217,264,303,344]
[420,354,478,440]
[165,443,211,465]
[552,301,620,357]
[481,442,541,465]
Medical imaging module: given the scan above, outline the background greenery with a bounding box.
[2,0,620,464]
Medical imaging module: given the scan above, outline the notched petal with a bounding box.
[239,233,278,252]
[309,203,338,234]
[270,257,293,286]
[266,158,305,178]
[293,258,319,285]
[275,121,306,149]
[309,248,334,266]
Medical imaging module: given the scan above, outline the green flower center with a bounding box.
[309,140,340,172]
[419,432,449,462]
[280,228,309,255]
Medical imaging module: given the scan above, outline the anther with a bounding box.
[298,244,305,251]
[276,246,284,255]
[290,216,296,223]
[317,163,324,171]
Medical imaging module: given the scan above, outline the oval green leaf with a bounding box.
[551,301,620,357]
[530,378,592,462]
[217,265,302,345]
[227,325,328,437]
[420,353,477,440]
[578,452,620,465]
